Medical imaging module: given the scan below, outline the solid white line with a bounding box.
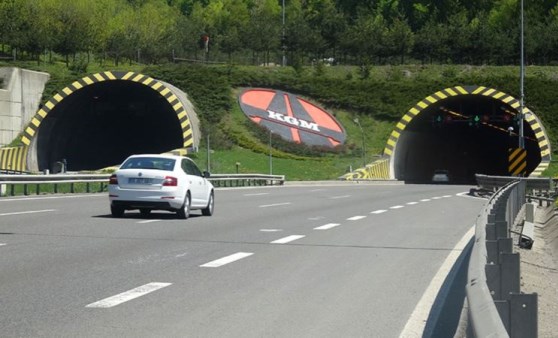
[0,194,103,202]
[407,202,419,205]
[330,195,351,199]
[244,193,270,196]
[85,282,171,308]
[314,223,341,230]
[271,235,305,244]
[0,209,56,217]
[371,210,388,214]
[200,252,254,268]
[259,202,291,208]
[347,216,366,221]
[137,220,162,224]
[420,199,431,202]
[390,205,404,209]
[260,229,283,232]
[399,226,475,337]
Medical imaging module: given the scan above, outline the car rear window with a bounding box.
[121,157,175,171]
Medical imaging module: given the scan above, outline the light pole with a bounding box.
[519,0,525,149]
[354,118,366,167]
[269,129,273,175]
[206,132,211,172]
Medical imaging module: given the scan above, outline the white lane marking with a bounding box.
[347,216,366,221]
[271,235,305,244]
[330,195,351,199]
[137,220,162,224]
[432,196,442,200]
[0,209,56,217]
[420,199,431,202]
[390,205,404,209]
[371,210,388,214]
[407,202,419,205]
[200,252,254,268]
[456,192,486,200]
[86,282,171,308]
[259,202,291,208]
[0,243,6,247]
[260,229,283,232]
[310,189,326,192]
[314,223,341,230]
[244,193,270,197]
[399,226,475,337]
[443,195,452,198]
[308,216,325,221]
[0,195,103,202]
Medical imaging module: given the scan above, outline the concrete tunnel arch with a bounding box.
[383,85,551,183]
[20,71,200,172]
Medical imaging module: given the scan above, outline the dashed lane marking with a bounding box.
[200,252,254,268]
[260,229,283,232]
[420,199,431,202]
[432,196,443,200]
[137,220,162,224]
[443,195,452,198]
[347,216,366,221]
[371,210,388,214]
[314,223,341,230]
[0,209,56,217]
[407,202,419,205]
[85,282,172,308]
[390,205,404,209]
[0,243,6,247]
[259,202,292,208]
[330,195,351,199]
[244,193,270,197]
[271,235,305,244]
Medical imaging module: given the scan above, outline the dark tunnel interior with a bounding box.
[37,81,183,172]
[393,96,541,184]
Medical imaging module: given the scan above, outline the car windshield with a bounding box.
[120,157,175,171]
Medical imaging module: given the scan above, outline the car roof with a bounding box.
[127,154,187,161]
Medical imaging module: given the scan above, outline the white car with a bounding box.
[431,169,450,183]
[108,154,214,219]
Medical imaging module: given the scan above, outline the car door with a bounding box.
[181,158,208,207]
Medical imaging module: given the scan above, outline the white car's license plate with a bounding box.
[128,178,152,184]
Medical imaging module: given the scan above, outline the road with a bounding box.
[0,183,485,337]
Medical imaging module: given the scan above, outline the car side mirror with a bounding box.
[203,171,211,178]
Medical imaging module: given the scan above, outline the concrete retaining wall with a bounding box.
[0,67,50,147]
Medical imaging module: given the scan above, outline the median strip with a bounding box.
[86,282,171,308]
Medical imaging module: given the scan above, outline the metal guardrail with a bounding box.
[467,179,538,337]
[476,174,554,194]
[0,173,285,197]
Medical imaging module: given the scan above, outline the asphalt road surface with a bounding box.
[0,183,485,337]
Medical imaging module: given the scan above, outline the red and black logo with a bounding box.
[238,88,346,148]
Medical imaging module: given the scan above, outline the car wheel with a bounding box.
[140,208,151,217]
[202,191,214,216]
[111,205,124,218]
[177,192,191,219]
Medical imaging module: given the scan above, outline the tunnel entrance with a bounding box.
[36,80,183,172]
[389,89,545,184]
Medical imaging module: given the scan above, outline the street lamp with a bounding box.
[354,118,366,167]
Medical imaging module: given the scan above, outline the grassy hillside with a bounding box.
[3,61,558,178]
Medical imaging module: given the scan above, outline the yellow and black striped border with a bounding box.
[383,86,551,177]
[20,71,194,150]
[0,145,28,172]
[340,157,390,180]
[508,148,527,176]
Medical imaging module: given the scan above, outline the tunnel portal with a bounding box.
[388,86,549,184]
[19,71,199,173]
[37,81,183,171]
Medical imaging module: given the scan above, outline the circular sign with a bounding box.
[238,88,346,148]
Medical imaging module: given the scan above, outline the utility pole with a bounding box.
[519,0,525,149]
[269,130,273,175]
[354,118,366,167]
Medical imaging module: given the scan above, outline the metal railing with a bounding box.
[467,179,537,337]
[0,173,285,197]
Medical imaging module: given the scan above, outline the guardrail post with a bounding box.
[24,184,28,195]
[486,263,501,300]
[510,293,537,338]
[86,182,90,193]
[36,183,40,195]
[495,220,508,239]
[495,300,511,334]
[500,252,520,301]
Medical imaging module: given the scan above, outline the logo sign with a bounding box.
[238,89,346,148]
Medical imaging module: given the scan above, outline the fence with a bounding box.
[467,180,538,337]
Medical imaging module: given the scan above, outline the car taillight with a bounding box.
[163,176,177,186]
[109,174,118,185]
